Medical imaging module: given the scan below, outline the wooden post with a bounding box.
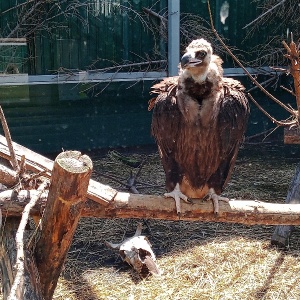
[34,151,92,300]
[271,163,300,248]
[0,217,43,300]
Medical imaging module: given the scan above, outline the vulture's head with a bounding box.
[180,38,214,83]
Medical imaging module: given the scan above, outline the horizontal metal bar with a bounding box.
[0,43,27,46]
[0,38,27,46]
[0,67,281,86]
[0,72,167,86]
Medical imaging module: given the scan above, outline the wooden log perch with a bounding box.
[0,135,300,226]
[0,190,48,216]
[34,151,92,300]
[83,192,300,225]
[2,188,300,225]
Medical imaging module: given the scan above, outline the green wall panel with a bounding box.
[0,1,296,153]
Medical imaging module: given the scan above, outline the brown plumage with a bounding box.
[149,38,249,214]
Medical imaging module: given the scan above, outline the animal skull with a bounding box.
[105,223,162,277]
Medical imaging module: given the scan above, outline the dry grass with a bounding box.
[4,143,300,300]
[55,143,300,300]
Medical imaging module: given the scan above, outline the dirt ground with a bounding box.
[52,142,300,300]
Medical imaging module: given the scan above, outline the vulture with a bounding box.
[148,38,249,214]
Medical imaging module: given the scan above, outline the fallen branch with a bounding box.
[280,85,296,97]
[2,188,300,225]
[8,181,47,300]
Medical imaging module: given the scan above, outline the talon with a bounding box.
[164,183,191,214]
[207,188,229,214]
[186,198,193,204]
[202,194,210,201]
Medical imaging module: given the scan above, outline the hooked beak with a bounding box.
[181,53,202,69]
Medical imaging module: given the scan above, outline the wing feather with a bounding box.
[208,78,249,192]
[150,77,183,191]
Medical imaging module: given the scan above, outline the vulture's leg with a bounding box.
[207,188,229,214]
[164,183,192,214]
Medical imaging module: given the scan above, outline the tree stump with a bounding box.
[34,151,92,300]
[271,163,300,248]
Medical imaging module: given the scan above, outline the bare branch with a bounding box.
[0,107,19,173]
[87,60,166,73]
[247,93,297,127]
[243,0,286,30]
[242,0,299,66]
[281,85,296,96]
[207,0,297,120]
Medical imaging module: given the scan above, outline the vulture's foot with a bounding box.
[164,183,192,215]
[207,188,229,214]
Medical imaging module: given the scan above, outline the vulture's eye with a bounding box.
[196,51,207,58]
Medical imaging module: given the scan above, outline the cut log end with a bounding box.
[56,151,92,174]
